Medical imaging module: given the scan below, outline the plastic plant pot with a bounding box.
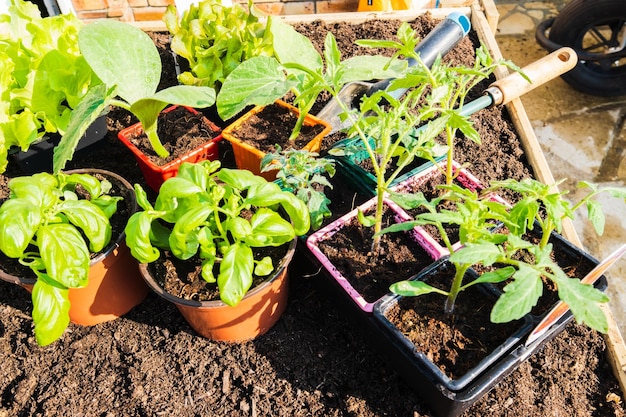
[305,194,446,314]
[10,112,108,175]
[370,248,609,417]
[329,132,446,196]
[221,100,332,181]
[137,237,297,342]
[0,168,148,326]
[117,105,222,191]
[391,160,506,257]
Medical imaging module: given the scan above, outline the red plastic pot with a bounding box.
[117,105,222,191]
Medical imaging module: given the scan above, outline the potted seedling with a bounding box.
[163,0,274,96]
[215,18,406,178]
[53,19,218,186]
[370,177,626,416]
[124,160,310,342]
[261,146,336,231]
[0,169,147,346]
[0,0,106,175]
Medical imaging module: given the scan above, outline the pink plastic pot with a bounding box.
[306,195,445,313]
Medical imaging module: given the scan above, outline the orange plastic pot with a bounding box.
[138,237,297,342]
[222,100,331,181]
[0,169,148,326]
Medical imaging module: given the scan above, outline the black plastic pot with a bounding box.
[10,113,108,174]
[369,234,609,417]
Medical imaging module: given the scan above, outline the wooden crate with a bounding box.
[277,0,626,396]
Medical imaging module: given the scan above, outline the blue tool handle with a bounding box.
[362,12,471,101]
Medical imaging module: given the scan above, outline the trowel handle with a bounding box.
[485,47,578,106]
[363,12,471,100]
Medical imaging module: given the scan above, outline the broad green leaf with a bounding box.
[491,264,543,322]
[38,223,90,288]
[169,204,214,260]
[60,200,112,252]
[0,199,42,258]
[390,280,446,297]
[270,19,322,72]
[586,199,605,235]
[53,85,114,173]
[247,208,295,247]
[124,211,163,263]
[216,56,294,120]
[217,243,254,306]
[554,270,609,333]
[31,276,70,346]
[254,256,274,276]
[79,19,161,104]
[449,243,502,266]
[151,85,216,109]
[471,266,515,285]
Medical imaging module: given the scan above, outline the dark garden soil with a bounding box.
[0,14,625,417]
[228,102,327,154]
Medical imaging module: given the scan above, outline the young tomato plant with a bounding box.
[124,160,310,307]
[382,178,626,334]
[0,172,122,345]
[261,146,336,231]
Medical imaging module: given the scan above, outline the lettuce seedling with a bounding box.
[0,0,99,173]
[124,161,310,306]
[164,0,274,91]
[54,19,216,172]
[0,171,122,345]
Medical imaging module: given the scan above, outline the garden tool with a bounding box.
[525,243,626,347]
[316,11,471,134]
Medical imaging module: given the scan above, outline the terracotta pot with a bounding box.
[221,100,332,181]
[138,237,297,342]
[0,168,148,326]
[117,105,222,191]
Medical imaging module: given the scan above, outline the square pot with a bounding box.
[306,194,446,313]
[117,105,222,191]
[221,99,332,181]
[10,112,108,175]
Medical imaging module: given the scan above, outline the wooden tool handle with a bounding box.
[487,47,578,106]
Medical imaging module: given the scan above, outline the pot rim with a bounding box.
[138,236,297,309]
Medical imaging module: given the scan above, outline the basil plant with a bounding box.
[0,172,122,346]
[125,160,310,306]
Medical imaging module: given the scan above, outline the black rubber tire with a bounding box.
[549,0,626,96]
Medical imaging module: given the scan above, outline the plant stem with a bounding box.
[444,262,471,314]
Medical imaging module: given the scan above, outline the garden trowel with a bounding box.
[524,243,626,347]
[316,11,472,134]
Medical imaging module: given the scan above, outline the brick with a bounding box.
[316,0,358,13]
[75,9,108,18]
[282,1,314,14]
[252,3,285,14]
[148,0,175,7]
[132,5,168,20]
[128,0,148,7]
[72,0,106,12]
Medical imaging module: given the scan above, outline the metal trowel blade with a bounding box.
[316,81,373,134]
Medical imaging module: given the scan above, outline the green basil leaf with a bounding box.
[37,223,90,288]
